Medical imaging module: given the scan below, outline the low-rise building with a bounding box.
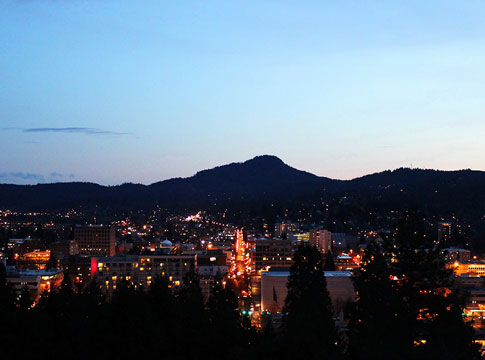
[334,254,360,272]
[197,250,229,276]
[442,248,472,263]
[6,266,63,302]
[450,261,485,277]
[260,268,355,314]
[94,253,196,295]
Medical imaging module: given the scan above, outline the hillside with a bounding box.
[0,157,484,227]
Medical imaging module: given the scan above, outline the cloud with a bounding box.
[0,171,76,184]
[0,172,45,181]
[23,127,130,136]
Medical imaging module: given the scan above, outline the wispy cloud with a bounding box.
[0,172,45,182]
[23,127,130,136]
[50,171,64,178]
[0,172,76,185]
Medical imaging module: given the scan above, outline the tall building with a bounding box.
[74,225,115,257]
[253,238,294,272]
[274,222,299,238]
[437,222,452,244]
[49,240,79,259]
[309,229,332,253]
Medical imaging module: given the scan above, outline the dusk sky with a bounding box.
[1,1,485,185]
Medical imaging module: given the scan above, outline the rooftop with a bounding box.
[261,269,353,278]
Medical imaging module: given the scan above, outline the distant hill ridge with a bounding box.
[0,155,484,212]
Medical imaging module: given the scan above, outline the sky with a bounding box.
[1,0,485,185]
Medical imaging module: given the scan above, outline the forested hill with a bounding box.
[0,156,484,227]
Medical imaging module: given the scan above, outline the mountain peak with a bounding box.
[244,155,285,165]
[189,154,318,188]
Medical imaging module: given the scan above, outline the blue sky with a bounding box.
[1,0,485,185]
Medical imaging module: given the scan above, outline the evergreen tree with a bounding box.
[46,252,57,270]
[283,244,342,359]
[0,262,17,355]
[176,264,211,358]
[324,250,336,271]
[348,211,481,360]
[391,211,480,359]
[347,240,410,360]
[207,277,245,359]
[177,263,204,307]
[0,263,15,314]
[18,284,32,311]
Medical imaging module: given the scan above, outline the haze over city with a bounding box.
[1,0,485,185]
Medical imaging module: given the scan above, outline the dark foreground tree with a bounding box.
[324,250,336,271]
[176,264,211,358]
[348,211,481,360]
[283,244,342,359]
[207,276,247,359]
[347,240,410,360]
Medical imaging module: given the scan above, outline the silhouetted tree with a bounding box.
[176,264,210,358]
[17,284,32,311]
[347,240,410,360]
[283,244,342,359]
[208,277,246,359]
[348,211,481,360]
[324,250,336,271]
[46,252,57,270]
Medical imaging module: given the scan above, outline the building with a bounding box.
[253,238,294,272]
[332,233,360,250]
[274,222,299,238]
[17,250,51,270]
[93,253,196,295]
[441,248,471,263]
[453,275,485,289]
[197,250,229,276]
[6,266,64,302]
[49,240,79,259]
[437,222,452,244]
[334,254,360,272]
[309,229,332,253]
[260,268,355,314]
[463,288,485,329]
[74,225,115,257]
[288,232,310,244]
[59,255,95,287]
[450,261,485,277]
[200,277,216,302]
[7,237,37,249]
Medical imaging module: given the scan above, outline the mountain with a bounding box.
[0,156,485,230]
[0,155,330,210]
[148,155,331,202]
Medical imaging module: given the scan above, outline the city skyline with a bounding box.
[2,0,485,185]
